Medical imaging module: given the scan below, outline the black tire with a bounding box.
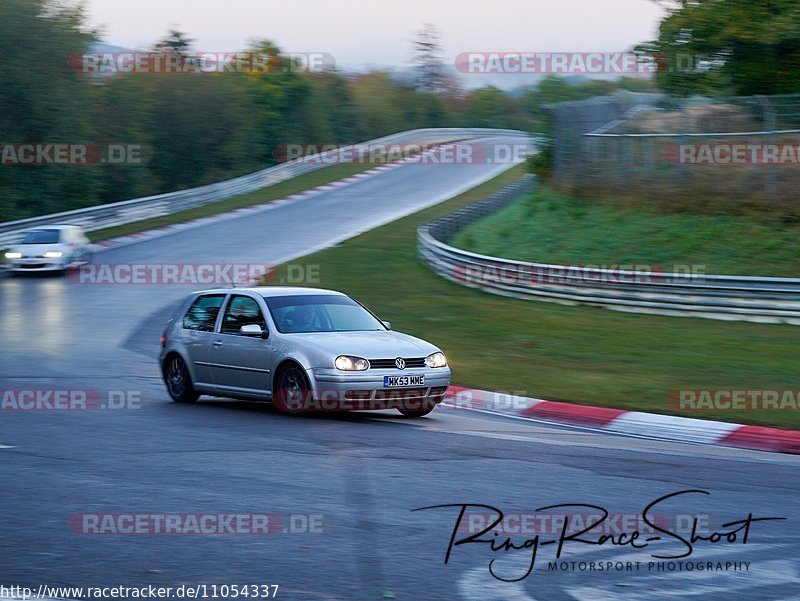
[398,407,434,418]
[164,354,199,403]
[273,364,311,414]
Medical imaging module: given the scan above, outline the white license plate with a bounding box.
[383,375,425,388]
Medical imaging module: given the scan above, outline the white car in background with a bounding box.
[3,225,93,273]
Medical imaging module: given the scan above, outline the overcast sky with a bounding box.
[83,0,666,70]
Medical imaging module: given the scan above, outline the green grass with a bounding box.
[88,162,375,242]
[451,186,800,277]
[272,166,800,429]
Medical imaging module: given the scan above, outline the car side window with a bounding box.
[182,294,226,332]
[220,296,267,335]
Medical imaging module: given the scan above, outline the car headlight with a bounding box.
[4,252,22,260]
[43,251,63,258]
[335,355,370,371]
[425,352,447,368]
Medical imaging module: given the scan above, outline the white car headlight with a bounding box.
[335,355,370,371]
[4,252,22,260]
[43,251,63,258]
[425,352,447,368]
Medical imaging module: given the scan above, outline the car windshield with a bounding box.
[265,294,386,333]
[21,229,60,244]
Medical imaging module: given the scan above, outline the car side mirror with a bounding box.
[382,320,392,330]
[240,324,268,338]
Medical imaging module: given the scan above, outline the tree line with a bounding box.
[0,1,658,222]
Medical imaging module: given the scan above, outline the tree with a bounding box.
[0,0,100,220]
[306,71,362,142]
[0,8,545,221]
[640,0,800,96]
[154,27,194,54]
[350,71,407,137]
[410,23,453,93]
[463,86,529,129]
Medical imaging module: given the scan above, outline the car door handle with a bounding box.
[212,340,223,347]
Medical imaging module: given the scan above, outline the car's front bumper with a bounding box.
[307,367,451,411]
[4,257,65,271]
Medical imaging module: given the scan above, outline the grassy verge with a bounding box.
[275,165,800,429]
[451,185,800,277]
[88,162,375,242]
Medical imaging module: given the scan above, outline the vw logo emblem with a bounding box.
[395,357,406,370]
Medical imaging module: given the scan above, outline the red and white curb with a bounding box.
[92,143,462,254]
[443,385,800,455]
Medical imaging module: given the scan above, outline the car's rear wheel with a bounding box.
[164,354,199,403]
[398,407,434,418]
[273,364,311,414]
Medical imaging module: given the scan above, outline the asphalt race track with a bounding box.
[1,135,799,600]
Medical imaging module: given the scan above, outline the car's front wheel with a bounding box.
[164,354,199,403]
[273,364,311,414]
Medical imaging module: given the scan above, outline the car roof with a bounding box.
[192,287,346,298]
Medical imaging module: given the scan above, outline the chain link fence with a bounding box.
[546,92,800,214]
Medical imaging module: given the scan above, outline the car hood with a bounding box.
[288,330,440,359]
[8,243,64,255]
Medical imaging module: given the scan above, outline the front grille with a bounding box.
[344,390,372,401]
[368,357,426,369]
[374,388,428,401]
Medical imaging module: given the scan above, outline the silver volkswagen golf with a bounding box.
[160,287,451,416]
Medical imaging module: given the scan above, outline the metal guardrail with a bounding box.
[418,175,800,324]
[0,128,526,249]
